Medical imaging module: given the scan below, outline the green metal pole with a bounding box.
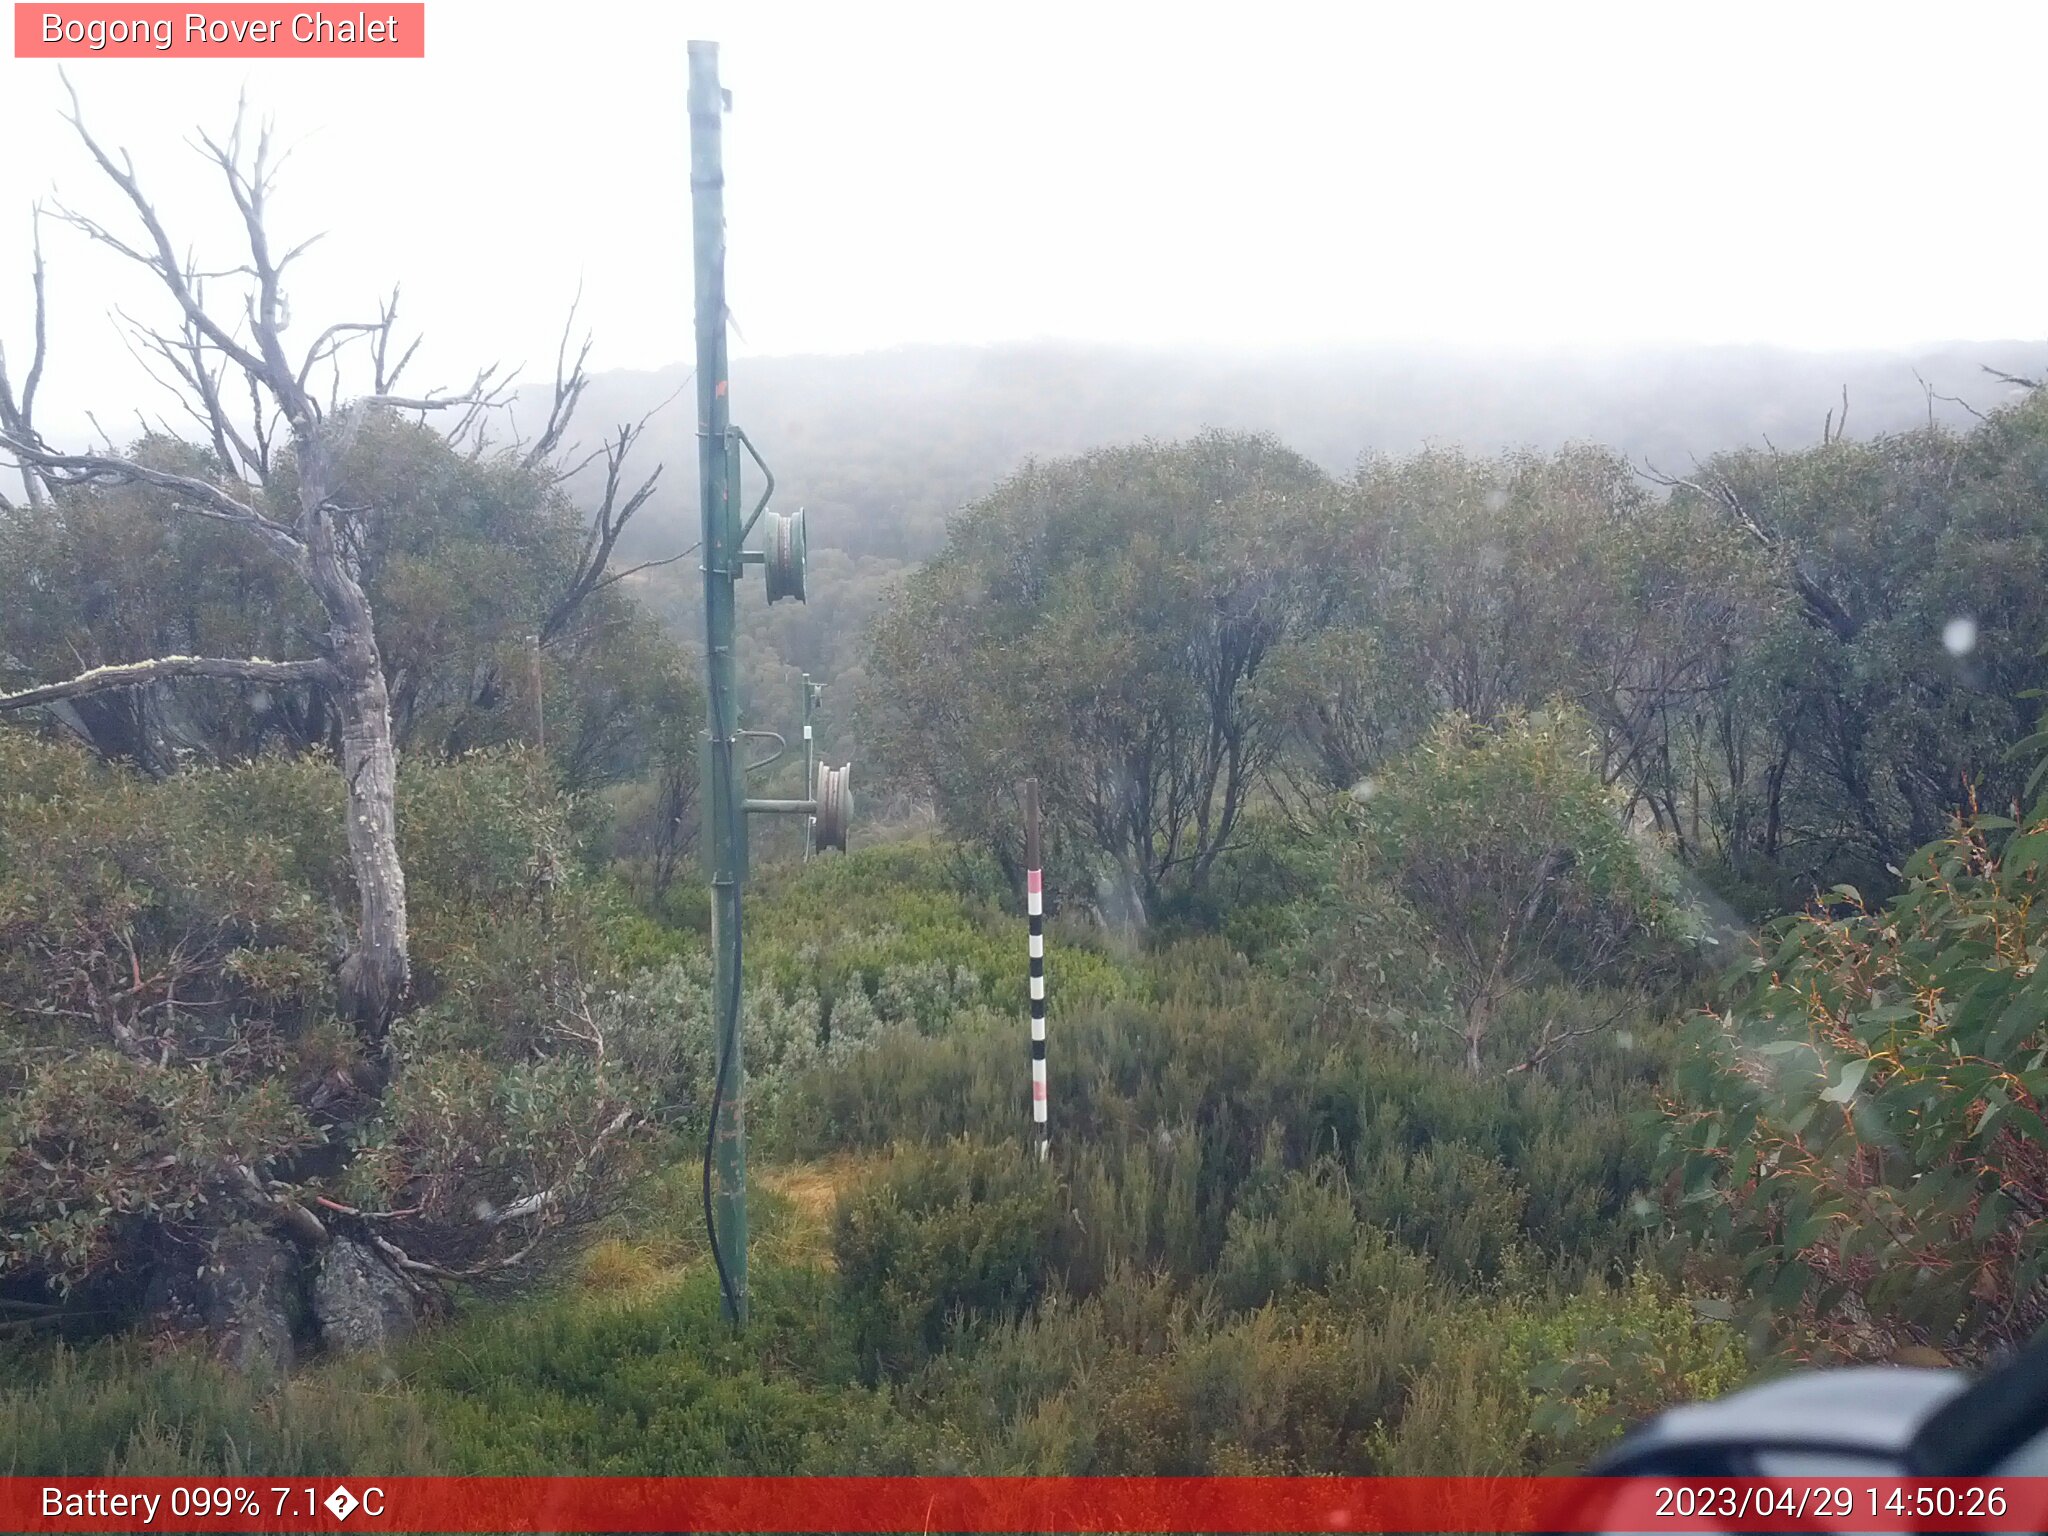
[689,37,746,1330]
[802,674,816,860]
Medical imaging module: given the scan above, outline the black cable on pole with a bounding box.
[702,910,742,1321]
[700,638,744,1324]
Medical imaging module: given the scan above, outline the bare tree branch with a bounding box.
[192,105,311,425]
[0,206,52,510]
[586,539,702,597]
[352,1105,639,1281]
[1642,457,1858,643]
[538,420,664,644]
[520,283,592,472]
[1822,383,1848,446]
[19,208,46,429]
[481,1108,635,1227]
[54,75,276,393]
[0,654,335,713]
[1502,997,1638,1077]
[534,376,692,643]
[1913,368,1985,427]
[295,320,382,395]
[1982,363,2043,393]
[236,1164,329,1247]
[370,286,421,396]
[363,364,509,418]
[0,433,304,558]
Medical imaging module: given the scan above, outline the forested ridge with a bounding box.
[575,340,2048,565]
[590,339,2048,807]
[6,104,2048,1476]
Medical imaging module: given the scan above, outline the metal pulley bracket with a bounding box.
[734,427,776,543]
[814,761,852,851]
[740,760,849,851]
[738,727,786,775]
[763,506,807,604]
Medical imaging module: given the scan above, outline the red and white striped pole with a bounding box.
[1023,778,1047,1160]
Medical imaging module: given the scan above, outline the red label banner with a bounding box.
[14,5,425,57]
[3,1477,2046,1533]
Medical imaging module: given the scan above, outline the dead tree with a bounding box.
[0,89,516,1032]
[0,207,50,512]
[523,293,692,648]
[0,90,691,1327]
[0,88,688,1038]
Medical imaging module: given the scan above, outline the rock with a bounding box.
[205,1231,301,1374]
[145,1228,301,1374]
[313,1236,416,1353]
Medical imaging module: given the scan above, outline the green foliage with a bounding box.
[0,737,657,1292]
[1369,1270,1749,1475]
[894,1256,1742,1476]
[0,735,338,1286]
[392,1261,940,1474]
[1661,400,2048,900]
[862,431,1338,919]
[834,1139,1067,1377]
[0,812,1745,1478]
[1661,776,2048,1358]
[0,438,315,775]
[1211,1159,1373,1311]
[0,1195,941,1476]
[744,840,1127,1062]
[1338,443,1661,733]
[1161,809,1338,961]
[1314,710,1686,1072]
[0,1338,445,1476]
[0,414,701,807]
[68,369,2048,1470]
[785,965,1663,1292]
[591,951,916,1150]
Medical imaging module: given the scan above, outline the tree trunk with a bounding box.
[1463,1010,1486,1075]
[306,517,410,1033]
[334,651,409,1032]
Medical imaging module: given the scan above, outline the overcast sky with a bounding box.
[2,0,2044,435]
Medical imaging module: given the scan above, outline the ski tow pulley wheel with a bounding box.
[764,507,807,604]
[814,761,852,852]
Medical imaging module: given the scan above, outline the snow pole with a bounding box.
[1023,778,1047,1160]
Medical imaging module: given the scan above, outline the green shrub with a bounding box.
[781,969,1661,1293]
[1212,1159,1367,1311]
[1354,1143,1526,1285]
[0,736,659,1294]
[1317,709,1692,1073]
[0,1339,443,1475]
[1503,1271,1749,1469]
[0,1243,945,1475]
[1661,776,2048,1359]
[744,840,1129,1019]
[833,1139,1067,1378]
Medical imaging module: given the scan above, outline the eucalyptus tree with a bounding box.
[864,431,1338,919]
[1654,395,2048,900]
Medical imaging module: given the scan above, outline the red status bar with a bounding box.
[6,1476,2047,1533]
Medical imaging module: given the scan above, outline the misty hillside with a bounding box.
[550,340,2048,563]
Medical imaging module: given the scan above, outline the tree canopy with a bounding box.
[863,431,1338,921]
